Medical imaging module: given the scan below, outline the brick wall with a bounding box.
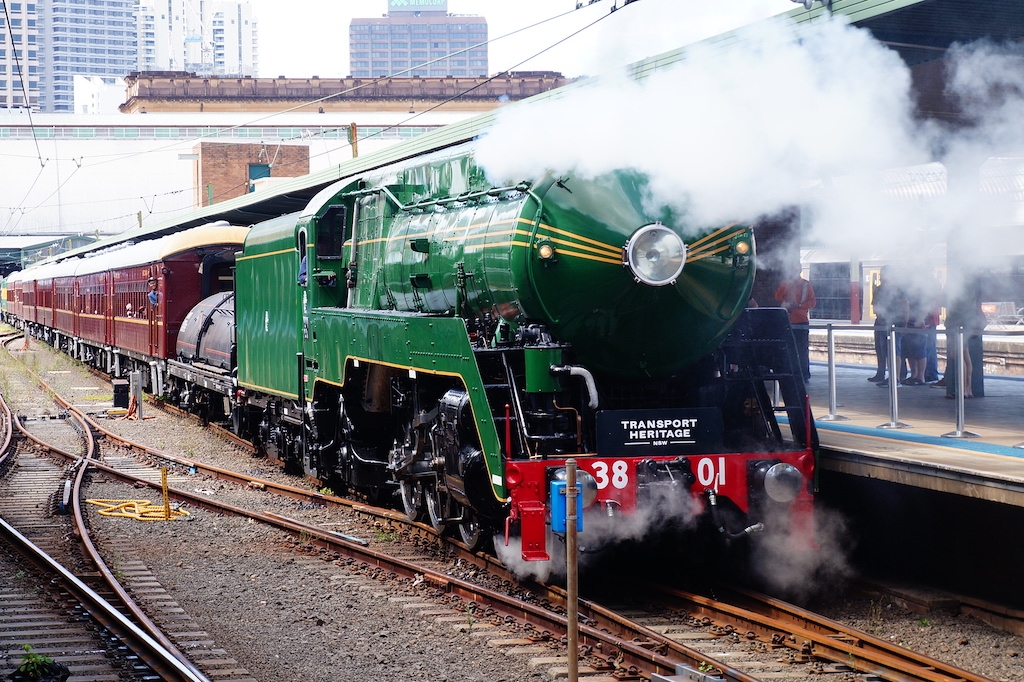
[193,142,310,206]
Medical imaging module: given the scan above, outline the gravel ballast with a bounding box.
[7,334,1024,682]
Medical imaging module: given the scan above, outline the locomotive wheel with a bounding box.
[423,481,444,532]
[457,507,484,551]
[399,479,423,522]
[425,481,454,532]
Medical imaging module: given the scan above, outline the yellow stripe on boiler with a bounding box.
[236,248,295,262]
[518,217,621,257]
[466,240,621,265]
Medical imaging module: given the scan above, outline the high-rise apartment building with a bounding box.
[139,0,257,78]
[184,0,257,77]
[349,0,487,79]
[0,0,41,110]
[39,0,138,113]
[137,0,187,72]
[1,0,256,113]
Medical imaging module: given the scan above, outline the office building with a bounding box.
[39,0,138,113]
[349,0,487,79]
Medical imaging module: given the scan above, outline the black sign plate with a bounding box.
[596,408,723,457]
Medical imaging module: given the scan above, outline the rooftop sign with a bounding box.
[389,0,448,12]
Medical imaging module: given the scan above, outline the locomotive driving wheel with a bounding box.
[425,479,449,534]
[399,479,423,522]
[456,506,484,551]
[391,419,425,522]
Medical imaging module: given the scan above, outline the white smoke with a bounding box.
[476,14,1024,303]
[495,484,703,582]
[477,16,922,229]
[749,503,854,602]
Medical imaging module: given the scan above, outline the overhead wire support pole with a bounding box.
[817,323,847,422]
[565,458,579,682]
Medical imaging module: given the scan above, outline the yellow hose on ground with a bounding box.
[86,499,189,521]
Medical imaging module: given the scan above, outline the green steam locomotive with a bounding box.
[223,139,816,561]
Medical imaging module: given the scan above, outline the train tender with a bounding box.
[176,139,818,563]
[3,223,247,391]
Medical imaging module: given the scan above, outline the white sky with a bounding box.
[246,0,791,79]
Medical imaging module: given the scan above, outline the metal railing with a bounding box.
[808,322,1024,447]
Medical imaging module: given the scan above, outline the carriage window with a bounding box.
[316,204,348,260]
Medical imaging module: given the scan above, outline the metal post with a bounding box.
[943,326,979,439]
[161,468,171,521]
[818,324,847,422]
[565,458,579,682]
[878,324,910,429]
[129,370,143,420]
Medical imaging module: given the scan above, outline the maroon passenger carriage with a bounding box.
[5,223,248,390]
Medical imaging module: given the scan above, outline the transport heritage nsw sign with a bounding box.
[596,408,723,457]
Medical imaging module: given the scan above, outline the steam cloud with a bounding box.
[495,484,703,582]
[476,15,1024,301]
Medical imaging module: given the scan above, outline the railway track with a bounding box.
[0,384,128,681]
[0,335,213,682]
[4,331,1014,682]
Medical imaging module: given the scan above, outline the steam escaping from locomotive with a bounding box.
[476,16,1024,305]
[476,16,921,231]
[496,481,705,581]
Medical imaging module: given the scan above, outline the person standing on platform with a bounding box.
[923,276,943,383]
[902,286,928,385]
[867,269,888,382]
[871,266,909,387]
[775,269,816,382]
[944,277,986,399]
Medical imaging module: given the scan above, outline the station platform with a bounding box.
[804,360,1024,507]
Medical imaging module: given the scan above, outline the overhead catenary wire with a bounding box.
[4,0,637,233]
[3,0,44,168]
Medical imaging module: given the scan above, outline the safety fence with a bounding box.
[808,323,1024,449]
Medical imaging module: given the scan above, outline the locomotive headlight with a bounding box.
[537,241,556,261]
[552,467,599,508]
[762,463,804,503]
[624,223,687,286]
[734,240,750,255]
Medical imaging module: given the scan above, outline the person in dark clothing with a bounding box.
[871,266,909,387]
[944,277,986,399]
[868,266,908,383]
[775,270,816,382]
